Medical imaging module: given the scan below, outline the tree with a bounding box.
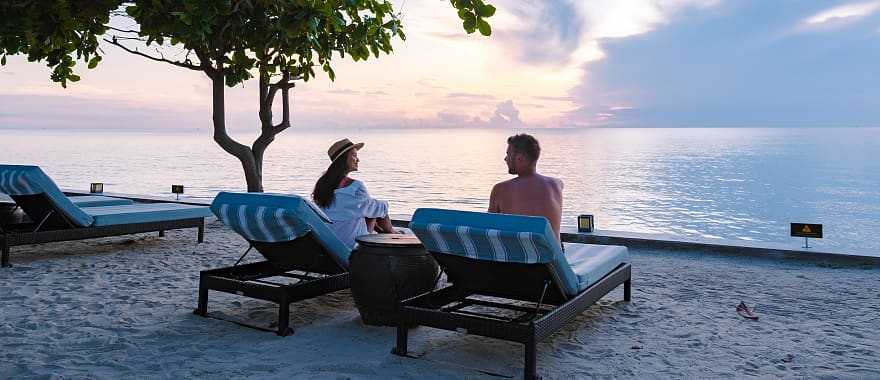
[0,0,496,191]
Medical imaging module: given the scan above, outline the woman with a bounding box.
[312,138,395,248]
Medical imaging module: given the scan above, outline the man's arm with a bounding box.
[488,183,501,213]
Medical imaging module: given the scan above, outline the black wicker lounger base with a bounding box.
[194,261,350,336]
[1,218,205,268]
[393,256,632,380]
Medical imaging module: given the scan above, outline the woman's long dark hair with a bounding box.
[312,155,350,208]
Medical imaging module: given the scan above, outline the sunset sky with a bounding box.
[1,0,879,130]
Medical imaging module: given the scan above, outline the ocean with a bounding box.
[2,127,878,252]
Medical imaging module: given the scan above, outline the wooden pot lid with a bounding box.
[355,233,423,247]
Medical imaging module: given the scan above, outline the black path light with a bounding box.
[171,185,184,200]
[578,214,595,233]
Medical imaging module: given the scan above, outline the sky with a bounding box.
[1,0,879,130]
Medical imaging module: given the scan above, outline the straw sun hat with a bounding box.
[327,138,364,162]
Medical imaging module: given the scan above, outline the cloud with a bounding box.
[416,78,446,89]
[437,111,471,125]
[565,1,880,127]
[533,95,576,102]
[0,94,216,129]
[327,88,361,95]
[805,1,880,25]
[430,100,525,128]
[493,0,584,65]
[446,92,495,100]
[488,100,523,127]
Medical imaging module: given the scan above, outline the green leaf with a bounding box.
[462,13,477,33]
[477,4,496,17]
[68,74,80,82]
[87,56,101,69]
[476,18,491,36]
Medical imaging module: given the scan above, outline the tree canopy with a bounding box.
[0,0,495,192]
[0,0,496,87]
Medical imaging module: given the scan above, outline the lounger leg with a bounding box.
[194,278,208,316]
[1,239,10,268]
[277,297,292,336]
[159,230,165,237]
[197,222,205,243]
[524,337,537,380]
[624,278,632,302]
[392,325,409,356]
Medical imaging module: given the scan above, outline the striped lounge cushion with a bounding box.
[0,165,95,227]
[410,208,628,297]
[214,202,312,243]
[411,208,581,296]
[210,192,352,267]
[413,222,555,264]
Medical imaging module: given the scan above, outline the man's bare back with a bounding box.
[489,173,564,240]
[489,134,564,241]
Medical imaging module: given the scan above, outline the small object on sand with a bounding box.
[782,354,793,363]
[736,301,759,320]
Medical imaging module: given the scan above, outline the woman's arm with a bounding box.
[354,181,389,218]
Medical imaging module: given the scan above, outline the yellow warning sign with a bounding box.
[791,223,822,238]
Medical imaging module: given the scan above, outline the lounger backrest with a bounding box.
[0,165,94,227]
[410,208,580,297]
[210,192,352,268]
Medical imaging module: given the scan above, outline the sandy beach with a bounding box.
[1,218,878,379]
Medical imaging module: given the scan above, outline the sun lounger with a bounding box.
[195,192,352,336]
[395,208,632,379]
[0,165,210,267]
[1,193,134,208]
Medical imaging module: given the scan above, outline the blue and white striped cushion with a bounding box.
[0,168,39,195]
[210,192,352,268]
[410,208,582,297]
[0,165,95,227]
[215,203,310,243]
[414,222,554,264]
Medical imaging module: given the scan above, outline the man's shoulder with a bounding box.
[492,178,517,190]
[535,173,561,185]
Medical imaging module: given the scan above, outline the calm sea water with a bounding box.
[2,127,878,252]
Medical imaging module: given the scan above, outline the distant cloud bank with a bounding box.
[1,0,878,129]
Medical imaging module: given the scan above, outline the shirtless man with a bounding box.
[488,134,564,241]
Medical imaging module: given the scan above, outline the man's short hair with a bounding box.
[507,134,540,162]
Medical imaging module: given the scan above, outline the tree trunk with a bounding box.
[209,73,264,192]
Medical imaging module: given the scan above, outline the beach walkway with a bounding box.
[1,219,878,378]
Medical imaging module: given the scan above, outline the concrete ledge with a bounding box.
[391,214,880,265]
[59,193,876,265]
[63,189,212,207]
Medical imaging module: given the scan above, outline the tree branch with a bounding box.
[217,0,248,51]
[273,122,291,134]
[106,26,140,34]
[193,49,216,78]
[280,71,291,127]
[104,37,202,72]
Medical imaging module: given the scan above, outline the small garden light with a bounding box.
[578,214,594,233]
[171,185,184,200]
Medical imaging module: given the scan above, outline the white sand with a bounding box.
[1,219,879,379]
